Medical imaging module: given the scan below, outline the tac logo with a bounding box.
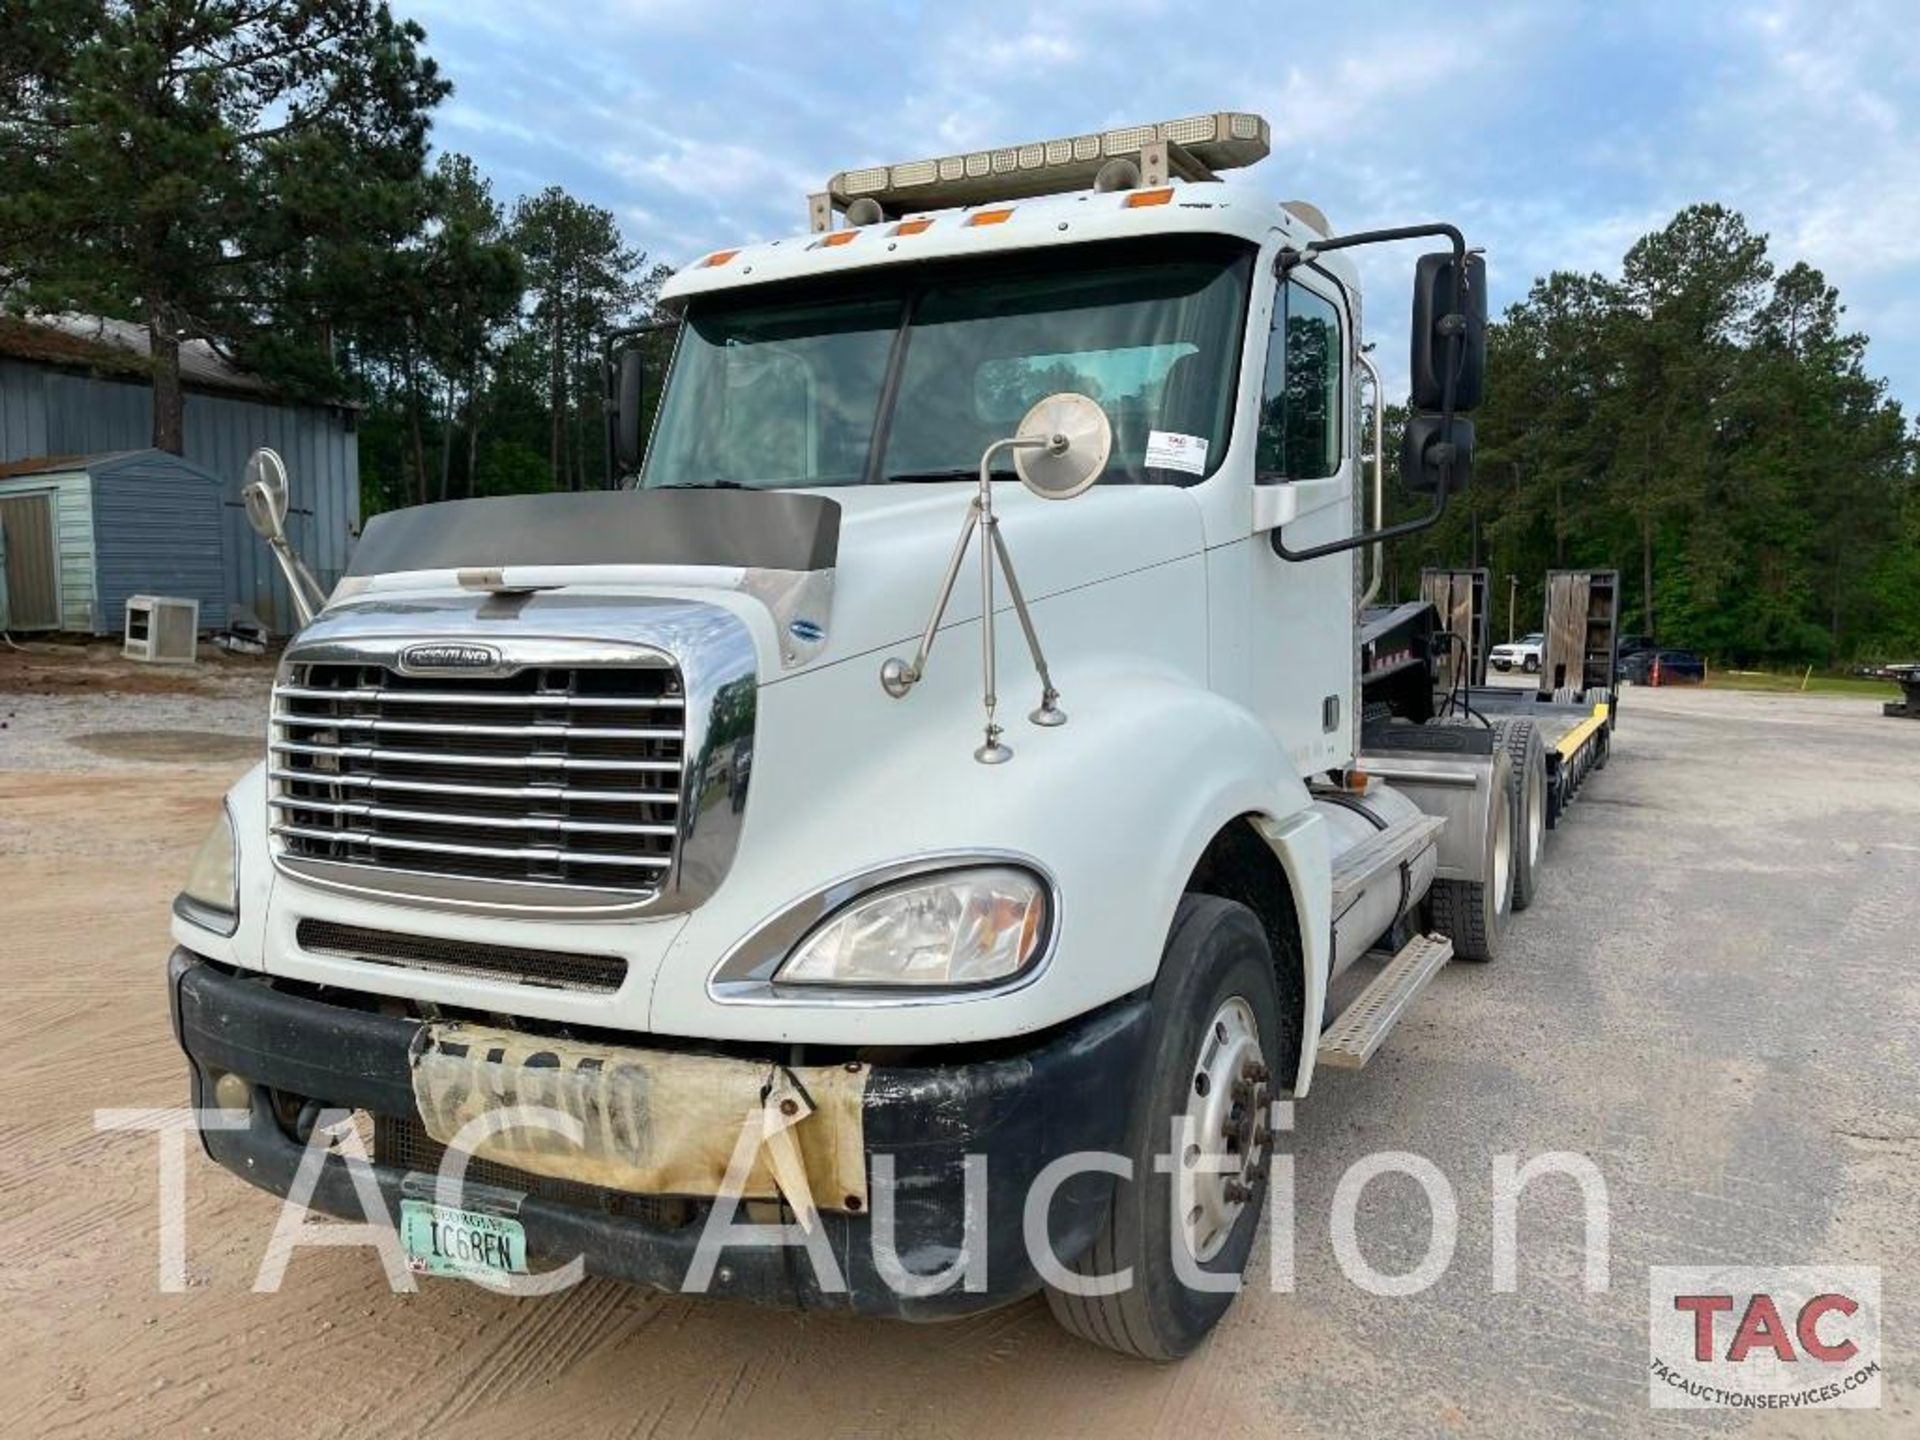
[1649,1265,1881,1409]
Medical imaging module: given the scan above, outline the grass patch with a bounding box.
[1703,669,1900,698]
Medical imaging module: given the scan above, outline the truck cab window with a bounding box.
[644,296,900,488]
[1257,280,1343,481]
[638,238,1252,491]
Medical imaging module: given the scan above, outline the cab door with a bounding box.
[1245,268,1361,775]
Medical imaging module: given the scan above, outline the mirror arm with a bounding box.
[1271,220,1469,565]
[1356,350,1386,609]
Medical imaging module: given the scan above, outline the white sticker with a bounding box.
[1145,430,1209,475]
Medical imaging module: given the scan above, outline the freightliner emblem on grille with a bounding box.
[398,642,506,674]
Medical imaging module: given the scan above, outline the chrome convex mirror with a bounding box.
[242,447,289,538]
[879,393,1113,764]
[241,446,329,627]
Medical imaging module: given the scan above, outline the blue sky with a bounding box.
[411,0,1920,415]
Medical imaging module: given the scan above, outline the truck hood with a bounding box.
[327,483,1207,679]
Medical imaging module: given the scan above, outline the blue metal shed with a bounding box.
[0,450,231,635]
[0,315,359,632]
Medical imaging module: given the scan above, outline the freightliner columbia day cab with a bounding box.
[169,112,1567,1358]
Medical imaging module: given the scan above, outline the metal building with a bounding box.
[0,450,230,634]
[0,315,358,632]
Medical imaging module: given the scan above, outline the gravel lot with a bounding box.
[3,665,1914,1437]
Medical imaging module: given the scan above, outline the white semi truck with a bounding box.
[169,112,1611,1358]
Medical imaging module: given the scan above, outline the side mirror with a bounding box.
[242,447,290,539]
[611,346,646,476]
[1012,392,1112,500]
[1410,251,1486,412]
[1401,413,1475,492]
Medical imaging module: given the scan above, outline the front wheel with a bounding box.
[1522,655,1541,674]
[1045,895,1290,1360]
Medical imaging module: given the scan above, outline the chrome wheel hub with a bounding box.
[1178,995,1269,1263]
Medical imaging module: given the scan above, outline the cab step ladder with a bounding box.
[1316,933,1455,1069]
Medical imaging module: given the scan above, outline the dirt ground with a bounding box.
[3,669,1916,1438]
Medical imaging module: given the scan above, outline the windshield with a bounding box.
[639,238,1253,491]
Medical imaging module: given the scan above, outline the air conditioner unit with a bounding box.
[124,594,201,665]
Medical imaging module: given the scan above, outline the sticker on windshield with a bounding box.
[1146,430,1209,475]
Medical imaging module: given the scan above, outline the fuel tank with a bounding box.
[1312,782,1438,977]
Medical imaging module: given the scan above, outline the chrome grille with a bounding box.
[270,658,685,898]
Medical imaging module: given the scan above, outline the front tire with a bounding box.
[1045,896,1289,1360]
[1522,655,1541,674]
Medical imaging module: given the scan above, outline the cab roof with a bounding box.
[658,180,1359,312]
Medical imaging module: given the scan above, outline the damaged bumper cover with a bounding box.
[167,949,1149,1319]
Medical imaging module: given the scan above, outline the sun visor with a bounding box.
[346,489,842,577]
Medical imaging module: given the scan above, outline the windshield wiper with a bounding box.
[651,478,748,489]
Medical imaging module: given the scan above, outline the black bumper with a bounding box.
[168,949,1148,1319]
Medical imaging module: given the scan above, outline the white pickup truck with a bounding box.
[1490,632,1544,673]
[169,111,1566,1359]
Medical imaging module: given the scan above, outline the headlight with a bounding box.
[775,865,1049,988]
[175,805,239,935]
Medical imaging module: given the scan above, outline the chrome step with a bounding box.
[1316,932,1454,1070]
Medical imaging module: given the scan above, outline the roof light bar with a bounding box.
[811,111,1269,230]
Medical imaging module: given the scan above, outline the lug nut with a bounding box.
[778,1098,799,1117]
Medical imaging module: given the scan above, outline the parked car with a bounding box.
[1490,632,1544,673]
[1621,648,1706,685]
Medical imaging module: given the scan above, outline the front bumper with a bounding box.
[168,949,1149,1319]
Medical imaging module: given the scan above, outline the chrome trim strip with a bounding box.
[274,855,657,913]
[268,740,682,773]
[272,823,674,868]
[272,712,682,742]
[268,796,677,837]
[708,850,1060,1007]
[268,768,680,804]
[277,684,685,710]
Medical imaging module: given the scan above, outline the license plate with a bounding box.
[400,1198,528,1280]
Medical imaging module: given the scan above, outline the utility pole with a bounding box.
[1508,574,1517,643]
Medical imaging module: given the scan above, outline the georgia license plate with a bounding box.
[400,1198,528,1280]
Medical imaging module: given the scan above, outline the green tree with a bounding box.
[0,0,448,452]
[1394,202,1918,668]
[511,188,649,490]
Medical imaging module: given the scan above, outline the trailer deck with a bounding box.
[1457,687,1613,826]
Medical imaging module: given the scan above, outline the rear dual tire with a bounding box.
[1426,748,1514,962]
[1494,718,1547,910]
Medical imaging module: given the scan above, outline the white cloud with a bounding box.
[407,0,1920,409]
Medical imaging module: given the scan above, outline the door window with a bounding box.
[1256,280,1343,480]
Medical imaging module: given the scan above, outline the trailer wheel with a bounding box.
[1426,749,1513,961]
[1493,719,1547,910]
[1044,895,1286,1360]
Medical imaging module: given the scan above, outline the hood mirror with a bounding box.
[241,446,328,627]
[880,391,1111,763]
[242,447,290,539]
[1013,392,1112,500]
